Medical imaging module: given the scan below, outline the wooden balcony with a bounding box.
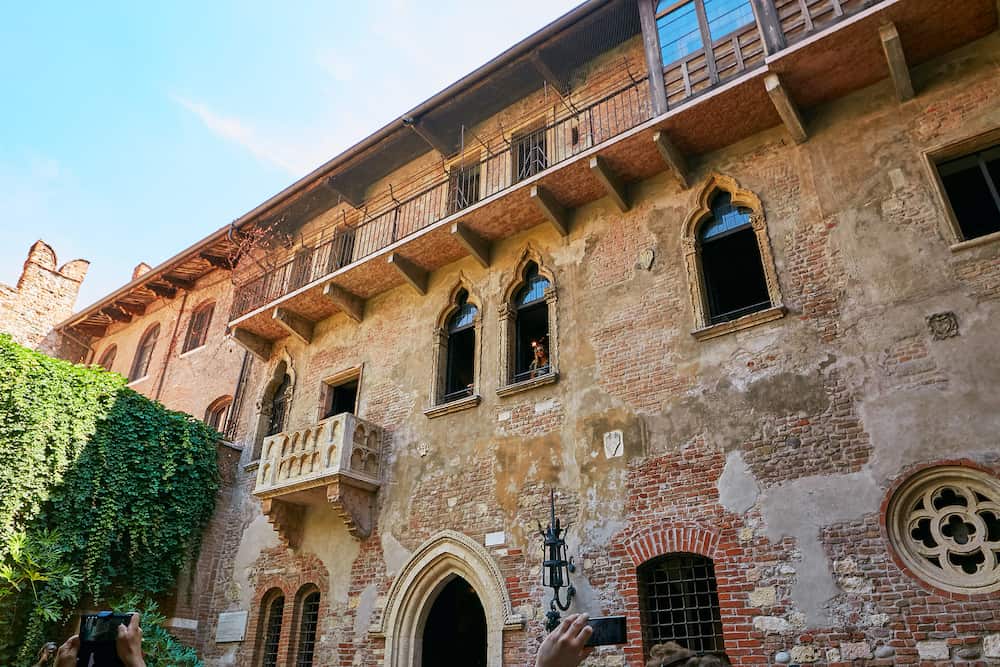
[227,0,996,356]
[253,412,382,543]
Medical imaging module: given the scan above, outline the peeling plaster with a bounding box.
[718,450,760,514]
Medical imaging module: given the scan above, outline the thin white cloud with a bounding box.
[171,93,306,175]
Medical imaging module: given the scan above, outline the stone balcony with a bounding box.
[253,412,382,543]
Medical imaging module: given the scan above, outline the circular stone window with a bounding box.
[886,465,1000,595]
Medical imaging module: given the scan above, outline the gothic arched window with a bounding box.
[129,324,160,382]
[267,373,291,436]
[443,290,478,403]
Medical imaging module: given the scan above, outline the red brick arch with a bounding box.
[623,524,721,567]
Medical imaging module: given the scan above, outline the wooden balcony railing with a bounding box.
[253,412,381,541]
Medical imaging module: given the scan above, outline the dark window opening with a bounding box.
[514,127,548,183]
[295,591,320,667]
[699,193,769,324]
[323,378,358,418]
[205,398,232,432]
[261,595,285,667]
[449,163,482,214]
[937,144,1000,241]
[513,263,551,383]
[267,373,291,436]
[638,553,724,657]
[422,577,487,667]
[289,249,313,290]
[97,345,117,371]
[129,324,160,382]
[443,290,477,403]
[183,303,214,352]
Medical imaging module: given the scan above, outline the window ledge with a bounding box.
[691,305,786,341]
[423,394,481,419]
[496,371,558,397]
[244,460,260,473]
[179,344,207,359]
[126,375,149,387]
[950,230,1000,253]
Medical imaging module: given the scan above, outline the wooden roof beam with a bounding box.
[879,22,914,102]
[450,222,491,268]
[117,302,147,317]
[200,252,232,269]
[404,118,455,157]
[147,283,177,299]
[387,253,428,296]
[163,275,196,291]
[101,306,132,323]
[272,307,315,344]
[73,323,108,338]
[529,50,569,96]
[323,282,364,323]
[765,74,807,144]
[232,327,272,361]
[589,155,629,212]
[653,131,689,189]
[530,185,569,236]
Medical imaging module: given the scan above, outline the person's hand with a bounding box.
[116,613,145,667]
[535,613,593,667]
[54,636,78,667]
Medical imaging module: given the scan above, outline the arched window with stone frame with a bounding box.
[255,588,286,667]
[182,300,215,353]
[204,395,233,432]
[682,174,784,340]
[97,344,117,371]
[252,357,296,460]
[291,584,322,667]
[498,249,558,394]
[128,324,160,382]
[425,280,482,417]
[637,552,725,658]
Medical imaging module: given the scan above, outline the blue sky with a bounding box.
[0,0,580,310]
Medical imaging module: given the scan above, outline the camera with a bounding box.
[584,615,627,647]
[78,612,133,667]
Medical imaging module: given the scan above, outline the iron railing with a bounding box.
[230,77,653,320]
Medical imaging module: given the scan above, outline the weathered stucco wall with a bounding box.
[51,27,1000,667]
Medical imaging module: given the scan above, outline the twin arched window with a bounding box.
[128,324,159,382]
[256,587,321,667]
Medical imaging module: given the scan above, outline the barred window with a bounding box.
[295,591,321,667]
[267,373,291,436]
[183,302,214,352]
[638,553,725,656]
[513,127,547,183]
[261,594,285,667]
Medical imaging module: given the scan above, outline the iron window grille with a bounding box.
[261,595,285,667]
[295,592,321,667]
[183,303,214,353]
[266,374,291,436]
[449,163,482,214]
[513,127,548,183]
[638,553,725,656]
[936,143,1000,241]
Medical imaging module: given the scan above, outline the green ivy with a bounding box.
[0,335,219,666]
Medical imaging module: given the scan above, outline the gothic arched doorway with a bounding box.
[421,575,486,667]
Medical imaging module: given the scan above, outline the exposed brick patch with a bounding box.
[494,397,564,437]
[585,214,654,289]
[785,216,846,342]
[742,373,872,486]
[879,337,948,389]
[912,73,1000,144]
[953,252,1000,302]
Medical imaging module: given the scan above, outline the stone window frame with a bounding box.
[128,323,160,383]
[922,127,1000,252]
[96,344,117,372]
[316,365,363,422]
[883,462,1000,598]
[497,247,559,397]
[424,278,483,418]
[682,174,785,341]
[371,530,524,667]
[290,584,322,667]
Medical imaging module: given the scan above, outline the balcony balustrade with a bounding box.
[253,412,382,543]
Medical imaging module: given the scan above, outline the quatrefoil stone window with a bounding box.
[887,466,1000,595]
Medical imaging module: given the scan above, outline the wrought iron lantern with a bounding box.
[538,489,575,631]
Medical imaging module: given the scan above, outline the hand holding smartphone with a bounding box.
[584,615,627,647]
[78,612,133,667]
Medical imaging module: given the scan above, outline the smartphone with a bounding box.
[585,615,627,647]
[78,612,133,667]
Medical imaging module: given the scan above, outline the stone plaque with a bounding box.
[603,430,624,458]
[215,610,248,643]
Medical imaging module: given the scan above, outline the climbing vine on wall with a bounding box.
[0,334,219,665]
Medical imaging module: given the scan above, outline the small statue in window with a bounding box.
[529,339,549,378]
